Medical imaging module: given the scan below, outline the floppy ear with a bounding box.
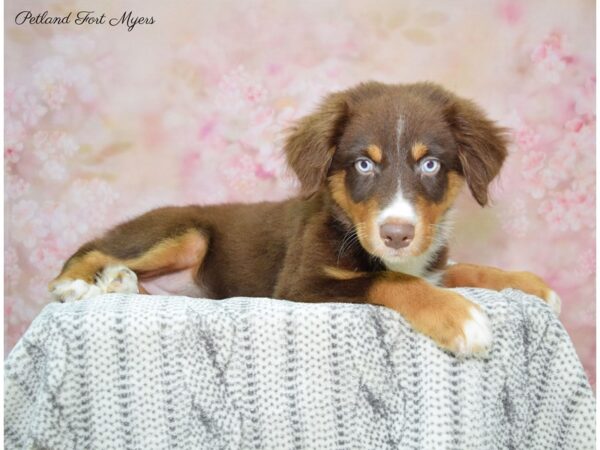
[446,98,509,206]
[284,92,350,197]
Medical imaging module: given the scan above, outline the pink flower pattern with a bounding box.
[4,1,595,387]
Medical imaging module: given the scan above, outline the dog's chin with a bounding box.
[369,240,442,278]
[367,241,425,264]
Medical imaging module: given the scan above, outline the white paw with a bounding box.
[50,279,103,303]
[95,264,139,294]
[452,307,493,357]
[50,264,139,302]
[544,290,561,316]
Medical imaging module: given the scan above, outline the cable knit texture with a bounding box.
[4,289,595,449]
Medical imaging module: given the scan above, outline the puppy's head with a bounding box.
[285,81,508,266]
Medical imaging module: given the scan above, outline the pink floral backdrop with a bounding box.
[5,1,595,385]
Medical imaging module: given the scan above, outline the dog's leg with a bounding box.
[49,207,209,302]
[50,264,141,303]
[279,269,492,357]
[442,263,561,315]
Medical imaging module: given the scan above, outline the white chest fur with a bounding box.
[383,245,445,286]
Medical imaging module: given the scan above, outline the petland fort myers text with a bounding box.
[15,10,154,32]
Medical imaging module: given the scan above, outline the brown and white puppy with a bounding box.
[49,81,560,357]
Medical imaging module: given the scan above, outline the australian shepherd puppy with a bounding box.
[49,82,560,356]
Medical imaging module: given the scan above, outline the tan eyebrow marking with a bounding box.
[411,142,428,161]
[366,144,383,163]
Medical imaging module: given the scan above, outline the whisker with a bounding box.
[354,223,382,267]
[336,227,362,265]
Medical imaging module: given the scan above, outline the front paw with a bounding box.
[508,271,561,316]
[543,290,561,316]
[444,264,561,317]
[371,276,493,357]
[419,291,492,357]
[449,305,492,357]
[404,288,493,357]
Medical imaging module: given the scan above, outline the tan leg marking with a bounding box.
[369,274,492,356]
[54,251,116,284]
[322,265,367,281]
[127,230,208,279]
[443,263,560,315]
[49,230,208,292]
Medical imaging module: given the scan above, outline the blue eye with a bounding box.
[419,157,440,175]
[355,158,374,174]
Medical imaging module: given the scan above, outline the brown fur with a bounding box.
[50,81,556,353]
[402,83,508,206]
[444,98,508,206]
[285,92,349,197]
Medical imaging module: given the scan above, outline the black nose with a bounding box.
[379,222,415,249]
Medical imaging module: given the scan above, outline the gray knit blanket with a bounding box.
[4,289,595,449]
